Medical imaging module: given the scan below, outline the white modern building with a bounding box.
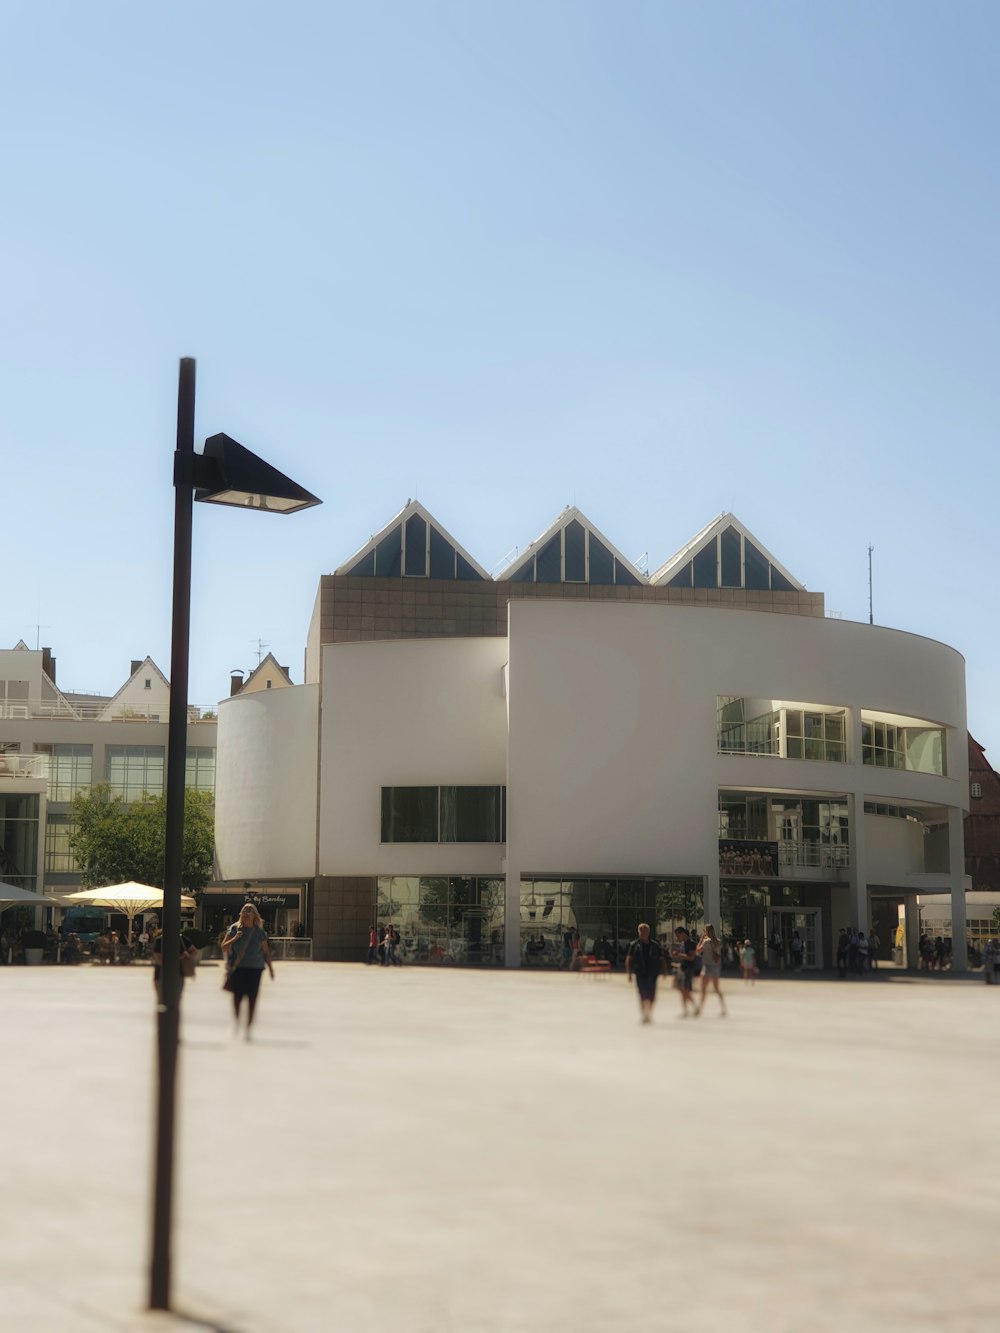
[214,504,970,969]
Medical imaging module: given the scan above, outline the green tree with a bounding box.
[69,784,215,895]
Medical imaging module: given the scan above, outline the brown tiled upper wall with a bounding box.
[318,576,825,643]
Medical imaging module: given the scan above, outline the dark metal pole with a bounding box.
[868,544,874,625]
[150,356,196,1310]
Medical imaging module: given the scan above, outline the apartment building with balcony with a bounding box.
[0,643,216,904]
[213,502,970,969]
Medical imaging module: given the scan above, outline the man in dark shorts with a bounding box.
[671,926,699,1018]
[625,923,662,1024]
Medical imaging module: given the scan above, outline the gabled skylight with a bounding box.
[650,514,804,592]
[500,507,646,587]
[334,501,489,581]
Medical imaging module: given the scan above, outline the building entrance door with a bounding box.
[770,907,822,969]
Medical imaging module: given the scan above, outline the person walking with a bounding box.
[695,924,727,1016]
[221,903,275,1040]
[789,930,804,971]
[836,928,849,978]
[625,923,662,1024]
[740,938,757,985]
[366,924,378,965]
[671,926,699,1018]
[868,928,881,970]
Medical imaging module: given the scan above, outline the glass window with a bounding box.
[536,534,561,583]
[381,787,438,842]
[0,791,40,891]
[45,815,79,872]
[455,553,483,581]
[348,549,376,576]
[440,786,504,842]
[429,527,455,579]
[564,520,586,582]
[185,747,216,792]
[45,743,93,802]
[404,513,427,576]
[508,559,534,583]
[720,526,741,587]
[744,540,769,590]
[106,746,164,801]
[375,526,402,577]
[589,535,614,585]
[861,715,944,775]
[692,541,717,588]
[770,566,793,592]
[667,561,692,588]
[614,558,640,586]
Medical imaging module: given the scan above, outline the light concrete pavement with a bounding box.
[3,964,999,1333]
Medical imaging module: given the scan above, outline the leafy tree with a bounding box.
[69,784,215,895]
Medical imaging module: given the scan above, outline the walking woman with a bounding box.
[695,924,727,1016]
[221,903,275,1040]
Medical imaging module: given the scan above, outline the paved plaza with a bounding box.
[3,962,999,1333]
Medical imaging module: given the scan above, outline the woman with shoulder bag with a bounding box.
[221,903,275,1040]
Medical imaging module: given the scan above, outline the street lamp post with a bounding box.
[149,358,320,1311]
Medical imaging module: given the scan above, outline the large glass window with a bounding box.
[106,746,165,801]
[440,786,504,842]
[185,746,216,792]
[719,791,849,871]
[45,815,79,873]
[718,698,845,761]
[376,875,504,965]
[0,792,40,891]
[381,787,439,842]
[381,786,506,843]
[861,714,945,775]
[785,709,846,762]
[519,876,703,968]
[36,743,93,801]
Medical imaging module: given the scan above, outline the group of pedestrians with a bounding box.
[366,923,401,966]
[835,927,880,977]
[624,922,728,1023]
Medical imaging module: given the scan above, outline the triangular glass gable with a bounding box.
[336,502,488,581]
[653,515,803,593]
[503,509,644,586]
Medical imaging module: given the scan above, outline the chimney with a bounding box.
[42,647,56,683]
[230,670,245,696]
[130,659,142,677]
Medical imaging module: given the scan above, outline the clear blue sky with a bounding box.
[2,2,997,753]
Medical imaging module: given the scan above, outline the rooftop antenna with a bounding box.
[252,638,270,666]
[29,623,51,650]
[868,545,874,625]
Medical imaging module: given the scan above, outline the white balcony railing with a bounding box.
[0,753,47,779]
[0,699,218,722]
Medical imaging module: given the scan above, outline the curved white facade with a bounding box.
[214,502,970,968]
[215,684,319,880]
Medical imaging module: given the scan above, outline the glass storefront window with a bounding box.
[519,876,703,968]
[381,786,505,843]
[376,875,504,965]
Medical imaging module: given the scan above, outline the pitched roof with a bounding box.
[500,506,647,586]
[333,500,491,581]
[649,513,805,592]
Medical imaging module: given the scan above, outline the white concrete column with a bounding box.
[948,805,968,973]
[504,858,521,968]
[704,868,720,932]
[849,792,868,932]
